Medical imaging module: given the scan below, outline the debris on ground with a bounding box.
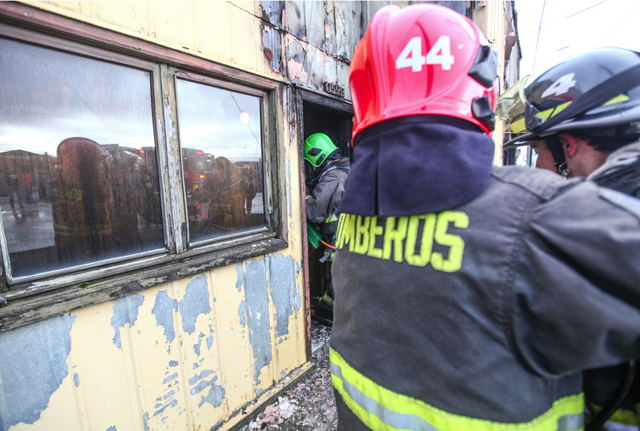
[239,322,337,431]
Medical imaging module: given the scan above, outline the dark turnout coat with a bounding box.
[329,118,640,431]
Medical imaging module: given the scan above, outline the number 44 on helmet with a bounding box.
[349,3,499,142]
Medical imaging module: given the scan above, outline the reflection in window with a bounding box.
[514,145,530,167]
[0,37,165,278]
[176,79,266,244]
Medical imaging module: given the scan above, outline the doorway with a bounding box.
[296,88,353,356]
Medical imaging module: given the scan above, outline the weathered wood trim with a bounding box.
[0,237,288,332]
[294,85,353,113]
[296,88,312,360]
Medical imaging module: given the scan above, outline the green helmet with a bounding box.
[304,133,338,168]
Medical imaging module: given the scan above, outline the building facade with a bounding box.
[0,2,519,430]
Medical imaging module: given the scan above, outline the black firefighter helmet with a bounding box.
[500,47,640,156]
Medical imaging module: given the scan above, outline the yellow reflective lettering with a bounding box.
[336,214,346,249]
[367,216,383,259]
[383,217,408,263]
[340,214,357,252]
[431,211,469,273]
[405,214,437,267]
[354,216,370,255]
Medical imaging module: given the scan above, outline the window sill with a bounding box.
[0,236,287,332]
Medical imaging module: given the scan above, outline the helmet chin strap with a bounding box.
[545,134,569,177]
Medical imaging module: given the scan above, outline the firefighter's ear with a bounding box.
[558,133,579,158]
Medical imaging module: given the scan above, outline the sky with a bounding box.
[515,0,640,77]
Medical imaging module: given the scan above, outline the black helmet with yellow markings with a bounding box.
[502,47,640,148]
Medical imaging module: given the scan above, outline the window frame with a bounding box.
[172,70,272,248]
[0,3,288,331]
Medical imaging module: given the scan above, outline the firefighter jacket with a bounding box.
[306,157,350,236]
[589,141,640,197]
[329,118,640,431]
[582,141,640,428]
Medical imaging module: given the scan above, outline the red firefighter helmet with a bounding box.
[350,4,498,141]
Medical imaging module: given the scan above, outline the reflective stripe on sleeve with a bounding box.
[330,348,584,431]
[323,214,339,223]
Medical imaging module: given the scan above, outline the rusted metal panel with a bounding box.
[262,0,285,27]
[262,23,282,72]
[284,1,306,40]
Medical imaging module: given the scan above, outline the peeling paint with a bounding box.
[199,383,226,408]
[143,412,149,431]
[139,276,168,288]
[189,370,226,408]
[0,314,76,430]
[176,258,226,277]
[152,290,178,343]
[106,426,116,431]
[287,58,309,85]
[163,373,178,384]
[163,390,176,400]
[206,335,214,350]
[111,294,145,348]
[268,254,298,337]
[74,372,80,387]
[236,259,272,385]
[178,275,212,334]
[169,360,178,367]
[154,398,177,417]
[193,357,205,370]
[194,339,202,356]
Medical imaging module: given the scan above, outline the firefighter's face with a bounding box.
[530,140,556,173]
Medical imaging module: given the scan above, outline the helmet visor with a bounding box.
[496,75,535,134]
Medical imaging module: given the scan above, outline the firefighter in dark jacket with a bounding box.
[499,48,640,430]
[304,132,350,322]
[330,4,640,430]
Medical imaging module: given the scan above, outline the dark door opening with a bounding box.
[298,91,353,334]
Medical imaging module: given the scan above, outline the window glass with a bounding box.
[176,79,266,244]
[0,37,165,278]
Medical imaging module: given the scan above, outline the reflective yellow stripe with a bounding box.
[536,102,571,123]
[321,292,334,305]
[331,348,584,431]
[604,94,630,106]
[510,118,527,134]
[532,94,628,129]
[323,214,339,223]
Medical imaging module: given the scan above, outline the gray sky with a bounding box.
[515,0,640,77]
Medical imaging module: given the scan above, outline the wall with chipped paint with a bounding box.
[0,256,307,431]
[2,1,516,430]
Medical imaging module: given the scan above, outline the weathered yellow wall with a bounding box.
[2,250,309,431]
[21,1,279,80]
